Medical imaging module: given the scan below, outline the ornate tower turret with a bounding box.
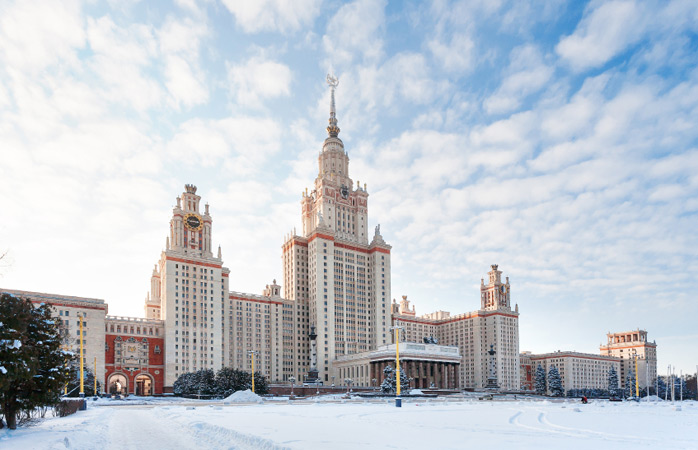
[301,74,369,244]
[481,264,511,311]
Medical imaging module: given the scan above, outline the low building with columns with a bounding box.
[390,265,521,390]
[334,343,461,389]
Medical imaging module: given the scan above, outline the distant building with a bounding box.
[0,289,107,389]
[520,351,534,391]
[390,265,521,390]
[528,351,620,394]
[600,329,657,389]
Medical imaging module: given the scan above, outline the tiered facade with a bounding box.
[600,329,657,389]
[145,184,231,386]
[391,265,521,390]
[3,77,533,394]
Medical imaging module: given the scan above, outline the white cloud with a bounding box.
[428,33,475,73]
[164,55,208,108]
[87,16,163,112]
[0,0,85,73]
[323,0,386,67]
[158,17,210,109]
[227,57,292,108]
[556,0,645,71]
[167,117,282,170]
[222,0,322,33]
[484,45,554,114]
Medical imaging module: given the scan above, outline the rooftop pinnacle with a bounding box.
[326,73,340,138]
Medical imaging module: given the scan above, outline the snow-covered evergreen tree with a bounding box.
[0,293,72,429]
[534,364,547,394]
[65,365,101,397]
[379,365,410,394]
[173,368,268,397]
[657,376,667,399]
[548,366,563,397]
[607,366,619,397]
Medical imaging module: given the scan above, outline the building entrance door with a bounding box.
[135,374,152,396]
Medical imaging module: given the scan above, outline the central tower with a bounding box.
[282,75,392,384]
[301,74,369,244]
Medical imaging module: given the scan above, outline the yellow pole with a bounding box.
[395,328,401,397]
[251,352,255,393]
[79,314,84,397]
[64,346,68,395]
[94,357,97,395]
[635,354,639,398]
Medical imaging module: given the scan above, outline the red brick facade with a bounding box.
[104,333,165,395]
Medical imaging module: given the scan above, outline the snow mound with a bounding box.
[409,389,424,395]
[224,389,263,403]
[644,395,662,402]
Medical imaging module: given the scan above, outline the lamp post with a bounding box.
[247,350,258,393]
[633,350,639,398]
[94,356,98,397]
[372,378,377,391]
[331,376,335,388]
[345,378,352,393]
[390,325,404,407]
[289,376,295,396]
[79,313,85,398]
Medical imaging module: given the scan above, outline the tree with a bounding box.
[0,293,72,429]
[173,368,268,398]
[657,376,667,399]
[625,372,637,398]
[534,364,547,395]
[607,366,619,397]
[548,366,563,397]
[380,365,410,394]
[65,365,101,397]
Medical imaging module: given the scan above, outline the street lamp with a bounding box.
[372,378,377,390]
[390,325,404,408]
[247,350,259,393]
[79,313,85,399]
[345,378,352,393]
[331,376,335,388]
[632,350,639,399]
[289,376,296,396]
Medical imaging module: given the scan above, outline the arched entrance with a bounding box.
[135,374,153,396]
[108,373,128,395]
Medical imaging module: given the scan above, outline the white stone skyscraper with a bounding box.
[282,75,392,383]
[146,184,230,387]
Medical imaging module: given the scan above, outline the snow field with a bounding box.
[0,399,695,449]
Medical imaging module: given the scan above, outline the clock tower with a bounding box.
[145,184,230,389]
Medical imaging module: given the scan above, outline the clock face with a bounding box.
[340,185,349,199]
[184,213,203,231]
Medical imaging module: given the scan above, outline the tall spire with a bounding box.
[326,73,340,138]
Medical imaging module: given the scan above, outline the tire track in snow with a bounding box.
[186,421,291,450]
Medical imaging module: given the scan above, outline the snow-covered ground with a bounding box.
[1,397,695,449]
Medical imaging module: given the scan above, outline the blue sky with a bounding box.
[1,0,697,374]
